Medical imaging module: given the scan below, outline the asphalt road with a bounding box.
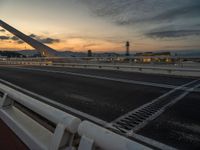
[138,91,200,150]
[0,65,199,149]
[20,66,195,86]
[0,66,196,121]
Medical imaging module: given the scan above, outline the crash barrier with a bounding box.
[0,60,52,66]
[0,61,200,77]
[53,62,200,77]
[0,83,152,150]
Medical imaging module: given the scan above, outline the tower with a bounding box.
[125,41,130,56]
[88,50,92,57]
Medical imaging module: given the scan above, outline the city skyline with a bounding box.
[0,0,200,52]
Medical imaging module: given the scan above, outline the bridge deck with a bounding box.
[0,118,28,150]
[0,66,199,149]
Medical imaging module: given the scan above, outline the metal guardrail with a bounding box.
[1,60,200,77]
[0,61,52,66]
[52,62,200,71]
[0,82,153,150]
[1,55,200,61]
[52,62,200,77]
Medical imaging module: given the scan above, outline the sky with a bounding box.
[0,0,200,53]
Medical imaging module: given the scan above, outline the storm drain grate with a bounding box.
[111,80,200,135]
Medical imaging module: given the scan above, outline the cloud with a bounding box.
[66,33,124,44]
[11,36,25,44]
[146,30,200,38]
[0,33,60,44]
[81,0,200,42]
[0,35,22,43]
[149,4,200,23]
[82,43,100,49]
[11,36,20,41]
[81,0,200,26]
[39,38,60,44]
[0,35,9,40]
[29,34,60,44]
[0,29,5,32]
[29,34,37,38]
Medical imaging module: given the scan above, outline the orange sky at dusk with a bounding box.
[0,0,200,53]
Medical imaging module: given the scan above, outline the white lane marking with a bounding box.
[129,83,200,134]
[0,78,108,126]
[69,94,94,102]
[111,79,199,124]
[8,66,177,89]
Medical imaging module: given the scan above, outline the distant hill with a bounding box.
[17,50,39,56]
[0,51,25,58]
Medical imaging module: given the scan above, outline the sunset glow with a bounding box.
[0,0,200,52]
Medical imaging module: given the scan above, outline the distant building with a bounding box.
[134,52,172,63]
[87,50,92,57]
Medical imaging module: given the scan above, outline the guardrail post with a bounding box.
[0,93,13,108]
[78,121,152,150]
[78,135,95,150]
[49,123,74,150]
[49,116,81,150]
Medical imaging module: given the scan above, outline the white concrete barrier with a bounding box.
[78,121,152,150]
[0,83,81,150]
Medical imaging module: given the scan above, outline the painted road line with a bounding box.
[10,66,177,89]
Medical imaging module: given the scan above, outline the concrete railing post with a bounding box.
[78,121,152,150]
[49,123,74,150]
[78,135,95,150]
[0,93,13,108]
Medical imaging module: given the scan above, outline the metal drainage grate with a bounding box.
[111,80,200,135]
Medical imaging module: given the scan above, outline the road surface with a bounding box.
[0,65,199,149]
